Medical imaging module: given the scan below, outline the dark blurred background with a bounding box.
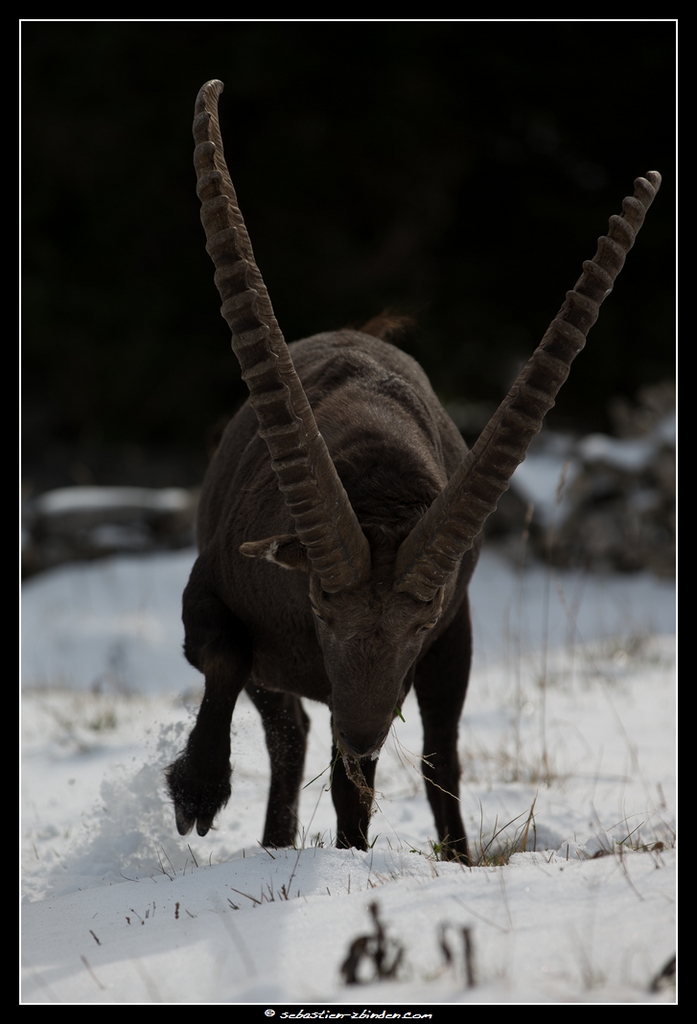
[22,21,675,495]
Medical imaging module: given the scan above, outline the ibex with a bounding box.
[166,79,661,863]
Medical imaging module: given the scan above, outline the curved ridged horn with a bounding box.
[193,80,371,593]
[394,171,662,601]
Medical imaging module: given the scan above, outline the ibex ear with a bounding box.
[239,535,310,572]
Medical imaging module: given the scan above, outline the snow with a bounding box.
[577,413,675,473]
[30,486,193,515]
[21,545,676,1004]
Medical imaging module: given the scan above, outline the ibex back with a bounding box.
[166,79,661,863]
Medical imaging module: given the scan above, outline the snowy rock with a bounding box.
[22,485,197,576]
[502,385,675,576]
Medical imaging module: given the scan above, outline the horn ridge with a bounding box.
[394,172,662,601]
[193,80,371,592]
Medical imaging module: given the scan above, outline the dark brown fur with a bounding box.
[168,328,478,859]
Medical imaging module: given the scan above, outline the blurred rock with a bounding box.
[22,486,198,578]
[502,383,675,576]
[22,385,675,579]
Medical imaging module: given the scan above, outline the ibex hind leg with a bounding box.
[414,600,473,864]
[166,570,253,837]
[246,683,310,849]
[330,737,378,851]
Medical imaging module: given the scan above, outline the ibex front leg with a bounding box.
[331,734,378,851]
[414,602,473,863]
[166,568,252,836]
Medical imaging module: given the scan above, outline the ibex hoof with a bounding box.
[165,757,232,838]
[438,835,472,865]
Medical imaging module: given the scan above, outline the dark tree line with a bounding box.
[22,21,675,489]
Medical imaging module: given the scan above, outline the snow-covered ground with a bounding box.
[21,544,676,1004]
